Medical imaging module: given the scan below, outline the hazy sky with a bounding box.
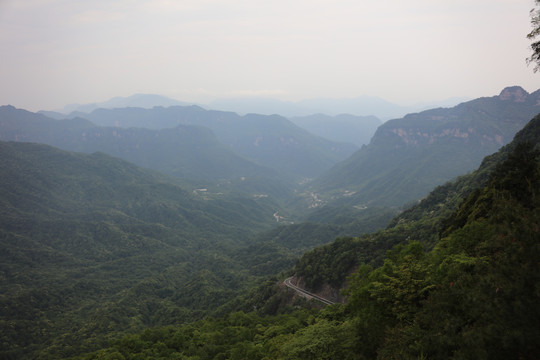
[1,0,539,111]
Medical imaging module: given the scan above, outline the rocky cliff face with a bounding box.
[371,86,540,150]
[499,86,529,102]
[386,126,505,148]
[313,86,540,207]
[292,276,346,304]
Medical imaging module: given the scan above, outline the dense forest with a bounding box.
[64,114,540,359]
[3,0,540,358]
[1,100,539,359]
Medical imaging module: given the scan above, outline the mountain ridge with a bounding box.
[0,140,296,358]
[310,86,540,207]
[0,106,284,188]
[58,105,358,178]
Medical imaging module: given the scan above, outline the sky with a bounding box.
[1,0,539,111]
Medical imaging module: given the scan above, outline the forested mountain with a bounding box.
[56,105,358,178]
[2,87,540,359]
[0,105,294,198]
[289,113,381,146]
[0,141,301,359]
[71,110,540,360]
[296,110,540,293]
[312,86,540,207]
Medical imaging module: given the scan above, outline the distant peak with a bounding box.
[499,86,529,102]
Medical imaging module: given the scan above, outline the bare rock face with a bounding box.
[316,283,346,304]
[293,276,346,304]
[499,86,529,102]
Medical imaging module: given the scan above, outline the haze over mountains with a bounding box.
[1,106,358,201]
[56,94,190,115]
[289,113,381,147]
[52,106,358,178]
[1,85,539,358]
[4,86,539,209]
[310,86,540,207]
[0,106,282,189]
[46,93,470,121]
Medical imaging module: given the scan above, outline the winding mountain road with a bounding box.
[284,277,335,306]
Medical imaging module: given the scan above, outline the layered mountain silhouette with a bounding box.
[2,86,540,358]
[52,105,358,178]
[53,93,190,114]
[0,106,281,188]
[311,86,540,207]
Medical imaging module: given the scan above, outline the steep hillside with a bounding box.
[0,106,291,197]
[296,111,540,293]
[0,141,295,359]
[312,86,540,207]
[61,106,358,178]
[69,111,540,360]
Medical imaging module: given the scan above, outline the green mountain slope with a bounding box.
[0,106,291,196]
[0,141,293,359]
[296,112,540,293]
[62,106,358,178]
[70,112,540,360]
[312,86,540,207]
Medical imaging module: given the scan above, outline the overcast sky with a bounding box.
[1,0,539,111]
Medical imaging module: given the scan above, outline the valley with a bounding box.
[0,87,539,359]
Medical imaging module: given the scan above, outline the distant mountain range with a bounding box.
[2,86,540,358]
[0,106,287,195]
[43,93,470,121]
[209,96,470,120]
[56,94,190,114]
[5,86,539,210]
[39,105,358,179]
[309,86,540,207]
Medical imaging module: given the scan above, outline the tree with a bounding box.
[527,0,540,72]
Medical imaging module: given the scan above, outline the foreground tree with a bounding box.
[527,0,540,71]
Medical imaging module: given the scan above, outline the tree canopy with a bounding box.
[527,0,540,71]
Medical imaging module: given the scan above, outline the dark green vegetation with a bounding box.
[70,113,540,360]
[0,137,389,359]
[297,109,540,293]
[527,0,540,72]
[0,141,300,359]
[313,86,540,207]
[1,89,540,359]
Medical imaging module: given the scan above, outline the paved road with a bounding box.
[284,277,335,306]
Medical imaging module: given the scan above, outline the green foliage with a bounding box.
[69,310,318,360]
[278,319,356,360]
[287,121,540,359]
[293,222,431,291]
[3,109,540,359]
[0,141,300,359]
[527,0,540,72]
[343,140,540,359]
